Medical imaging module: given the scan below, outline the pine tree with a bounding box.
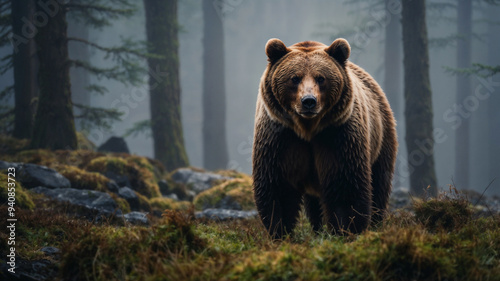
[143,0,189,171]
[202,0,229,170]
[402,0,438,197]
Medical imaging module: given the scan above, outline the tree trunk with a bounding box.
[487,5,500,194]
[401,0,437,197]
[384,0,402,123]
[11,0,38,139]
[144,0,189,171]
[455,0,472,188]
[202,0,229,170]
[68,17,90,131]
[30,1,77,150]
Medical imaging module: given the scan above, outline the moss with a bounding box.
[0,135,30,155]
[150,197,191,211]
[135,191,152,212]
[193,176,255,211]
[109,193,131,213]
[0,173,35,210]
[86,156,161,198]
[76,131,96,150]
[5,149,58,167]
[55,165,110,191]
[414,196,473,232]
[60,211,204,280]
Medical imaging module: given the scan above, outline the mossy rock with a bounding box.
[193,177,255,211]
[55,165,110,192]
[0,173,35,210]
[158,179,192,201]
[86,156,161,198]
[149,197,191,212]
[109,193,131,213]
[135,191,152,212]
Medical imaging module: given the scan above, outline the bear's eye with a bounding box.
[291,76,301,85]
[316,76,325,84]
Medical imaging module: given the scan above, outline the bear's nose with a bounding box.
[301,96,317,110]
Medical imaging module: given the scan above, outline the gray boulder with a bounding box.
[98,136,129,153]
[118,186,140,210]
[123,211,149,225]
[0,160,20,170]
[171,168,232,194]
[195,208,258,221]
[18,163,71,189]
[31,186,118,214]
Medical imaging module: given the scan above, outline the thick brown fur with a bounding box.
[252,38,398,239]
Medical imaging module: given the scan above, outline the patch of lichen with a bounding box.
[0,173,35,210]
[86,156,161,198]
[193,176,255,211]
[54,165,110,191]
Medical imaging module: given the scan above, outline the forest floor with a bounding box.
[1,136,500,281]
[1,197,500,281]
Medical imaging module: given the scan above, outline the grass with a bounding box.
[1,193,498,281]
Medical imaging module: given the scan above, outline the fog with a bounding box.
[1,0,498,195]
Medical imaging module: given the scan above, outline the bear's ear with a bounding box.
[266,38,290,63]
[325,38,351,64]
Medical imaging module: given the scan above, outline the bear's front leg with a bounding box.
[253,177,302,239]
[252,120,303,240]
[314,128,373,235]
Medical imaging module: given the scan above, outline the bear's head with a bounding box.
[261,38,354,140]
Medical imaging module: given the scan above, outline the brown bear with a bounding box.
[252,38,397,239]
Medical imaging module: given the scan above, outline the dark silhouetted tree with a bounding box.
[29,0,144,149]
[202,0,229,170]
[11,0,38,139]
[30,0,77,149]
[143,0,189,171]
[486,3,500,194]
[402,0,438,197]
[384,0,402,123]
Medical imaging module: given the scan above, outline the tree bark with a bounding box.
[11,0,38,139]
[401,0,437,197]
[455,0,472,188]
[487,5,500,194]
[202,0,229,170]
[30,1,77,150]
[144,0,189,171]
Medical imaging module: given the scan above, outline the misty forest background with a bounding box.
[0,0,499,197]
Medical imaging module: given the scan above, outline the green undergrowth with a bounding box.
[0,193,498,281]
